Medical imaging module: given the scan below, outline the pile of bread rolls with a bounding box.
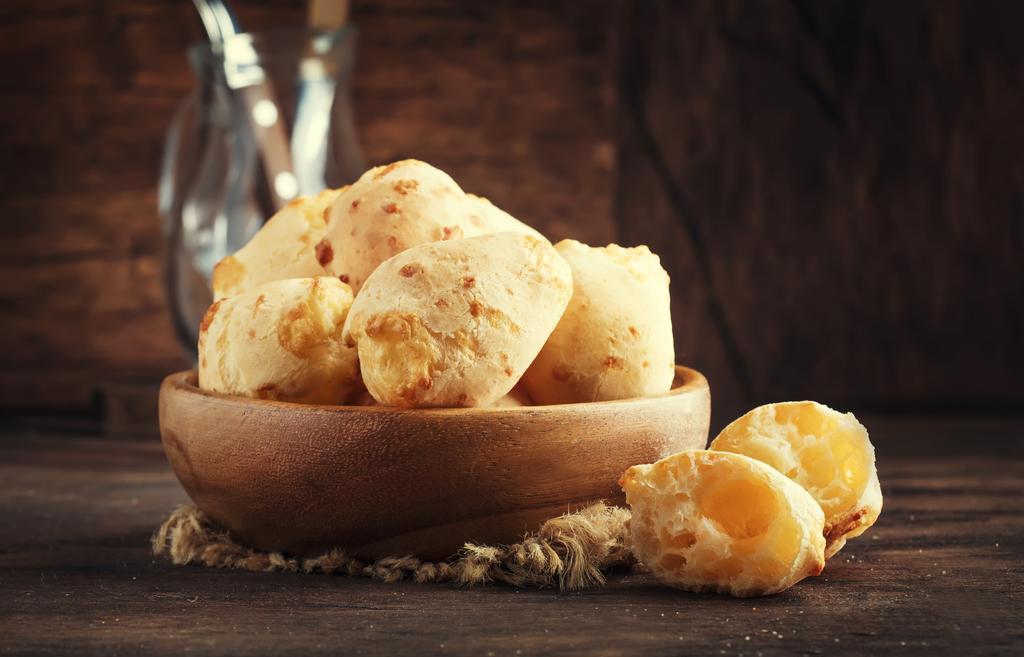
[199,159,675,409]
[197,160,883,598]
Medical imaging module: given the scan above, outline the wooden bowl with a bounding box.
[158,366,710,560]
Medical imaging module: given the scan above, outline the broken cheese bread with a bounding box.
[710,401,882,558]
[198,277,359,405]
[211,188,343,299]
[621,450,826,597]
[321,160,491,293]
[343,232,572,407]
[521,240,674,404]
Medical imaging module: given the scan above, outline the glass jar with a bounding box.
[158,27,364,357]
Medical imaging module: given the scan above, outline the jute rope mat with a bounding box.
[153,503,634,591]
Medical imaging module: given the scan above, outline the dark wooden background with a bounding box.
[1,0,1021,432]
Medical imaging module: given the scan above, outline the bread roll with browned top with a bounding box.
[198,277,359,405]
[343,232,573,407]
[522,240,674,404]
[321,160,492,293]
[211,188,343,299]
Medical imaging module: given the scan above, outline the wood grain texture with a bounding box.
[615,0,1024,422]
[158,367,709,559]
[0,0,616,416]
[1,0,1021,429]
[1,419,1020,656]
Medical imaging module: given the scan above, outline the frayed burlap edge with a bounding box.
[152,503,634,591]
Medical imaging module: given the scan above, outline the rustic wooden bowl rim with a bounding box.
[160,365,711,557]
[164,365,707,415]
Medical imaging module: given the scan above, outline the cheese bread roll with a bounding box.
[522,240,674,404]
[211,188,343,299]
[198,277,359,405]
[343,232,572,407]
[321,160,490,293]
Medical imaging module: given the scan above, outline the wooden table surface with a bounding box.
[1,417,1021,656]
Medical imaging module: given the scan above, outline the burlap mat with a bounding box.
[152,503,634,591]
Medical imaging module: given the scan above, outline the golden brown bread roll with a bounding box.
[521,240,674,404]
[197,277,359,405]
[620,450,826,597]
[211,188,343,299]
[343,232,573,407]
[710,401,883,558]
[320,160,492,293]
